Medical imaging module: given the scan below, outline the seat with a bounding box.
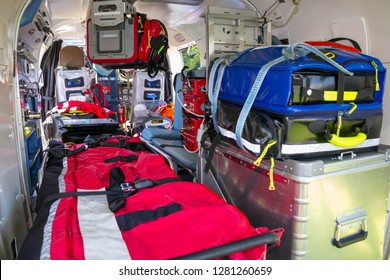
[55,45,91,104]
[140,72,200,175]
[140,72,184,144]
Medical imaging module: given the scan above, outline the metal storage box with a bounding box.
[199,142,390,259]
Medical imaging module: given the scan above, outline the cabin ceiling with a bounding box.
[46,0,282,47]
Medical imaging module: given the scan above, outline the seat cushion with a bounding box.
[151,138,183,148]
[162,146,198,171]
[141,128,181,141]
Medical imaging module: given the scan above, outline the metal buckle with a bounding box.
[120,182,136,192]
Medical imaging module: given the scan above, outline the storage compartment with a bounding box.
[290,72,376,104]
[24,120,42,195]
[201,141,390,259]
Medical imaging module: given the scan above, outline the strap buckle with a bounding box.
[134,178,155,189]
[86,139,100,148]
[120,182,137,192]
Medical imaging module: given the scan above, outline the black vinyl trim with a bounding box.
[116,203,183,232]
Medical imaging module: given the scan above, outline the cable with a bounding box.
[181,117,205,154]
[147,20,169,78]
[176,89,205,118]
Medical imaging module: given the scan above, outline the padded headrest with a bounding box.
[59,46,85,68]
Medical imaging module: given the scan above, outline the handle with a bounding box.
[333,230,368,248]
[171,232,280,260]
[328,37,362,52]
[327,132,367,148]
[333,208,368,248]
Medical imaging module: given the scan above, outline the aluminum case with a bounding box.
[198,141,390,259]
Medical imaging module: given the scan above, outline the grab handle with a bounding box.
[333,208,368,248]
[333,230,368,248]
[327,132,367,148]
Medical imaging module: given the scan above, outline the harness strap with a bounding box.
[203,134,222,174]
[337,71,345,104]
[235,56,285,150]
[41,177,180,210]
[104,155,139,163]
[47,138,149,158]
[102,141,150,151]
[42,190,132,206]
[208,59,227,134]
[47,144,88,158]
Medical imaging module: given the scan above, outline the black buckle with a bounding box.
[120,182,137,192]
[134,178,155,189]
[86,139,100,148]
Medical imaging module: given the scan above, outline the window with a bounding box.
[179,43,200,70]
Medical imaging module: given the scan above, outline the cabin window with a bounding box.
[179,43,200,70]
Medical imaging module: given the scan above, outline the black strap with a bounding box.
[203,134,222,174]
[133,177,180,189]
[102,140,150,151]
[116,203,183,232]
[104,155,139,163]
[41,177,180,206]
[337,71,345,104]
[47,144,88,158]
[328,37,362,52]
[301,86,374,103]
[47,138,149,159]
[42,190,132,206]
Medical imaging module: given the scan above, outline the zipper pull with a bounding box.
[253,139,277,167]
[371,61,380,91]
[268,157,275,191]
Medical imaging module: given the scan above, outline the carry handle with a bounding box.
[308,120,368,149]
[328,37,362,52]
[333,230,368,248]
[326,131,367,148]
[333,208,368,248]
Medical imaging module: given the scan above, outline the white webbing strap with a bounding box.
[208,59,227,134]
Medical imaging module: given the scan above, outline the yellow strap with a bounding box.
[138,17,143,28]
[347,102,357,115]
[66,109,90,115]
[323,90,358,101]
[336,103,357,136]
[253,139,277,167]
[268,157,275,191]
[371,61,380,91]
[336,114,342,137]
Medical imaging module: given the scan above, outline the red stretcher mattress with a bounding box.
[18,136,282,260]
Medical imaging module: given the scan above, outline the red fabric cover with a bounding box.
[47,143,276,260]
[139,19,165,63]
[305,41,361,53]
[90,83,110,108]
[57,101,115,118]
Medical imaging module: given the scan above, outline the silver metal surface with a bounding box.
[204,141,390,260]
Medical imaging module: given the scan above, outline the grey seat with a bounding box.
[162,146,198,171]
[140,73,198,173]
[151,138,183,148]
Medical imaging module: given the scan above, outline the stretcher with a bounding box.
[18,135,282,260]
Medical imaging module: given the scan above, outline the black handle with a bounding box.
[333,230,368,248]
[328,37,362,52]
[171,232,280,260]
